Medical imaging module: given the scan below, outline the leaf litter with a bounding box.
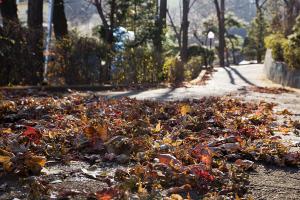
[0,90,299,199]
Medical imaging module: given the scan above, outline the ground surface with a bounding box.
[92,64,300,199]
[1,64,300,199]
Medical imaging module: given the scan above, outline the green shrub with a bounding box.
[184,56,204,81]
[0,25,43,86]
[187,45,215,64]
[283,39,300,69]
[49,32,106,85]
[112,46,156,84]
[282,16,300,69]
[265,34,287,62]
[163,56,183,83]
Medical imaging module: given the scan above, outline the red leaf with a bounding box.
[22,126,42,144]
[189,165,214,181]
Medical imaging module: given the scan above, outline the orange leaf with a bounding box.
[180,105,191,116]
[97,124,109,142]
[0,155,13,172]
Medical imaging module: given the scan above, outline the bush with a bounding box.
[184,56,204,81]
[163,56,183,83]
[0,25,43,86]
[280,17,300,69]
[283,39,300,69]
[112,46,156,84]
[265,34,287,62]
[163,46,213,83]
[49,32,106,85]
[187,45,215,65]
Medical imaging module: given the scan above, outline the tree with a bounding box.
[53,0,68,39]
[254,0,268,63]
[93,0,120,82]
[28,0,44,84]
[214,0,226,67]
[153,0,167,79]
[201,13,244,65]
[0,0,19,28]
[225,13,245,65]
[180,0,190,63]
[167,0,198,63]
[283,0,300,36]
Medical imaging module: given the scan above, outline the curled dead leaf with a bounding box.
[234,159,255,171]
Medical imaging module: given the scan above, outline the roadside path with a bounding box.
[98,64,300,100]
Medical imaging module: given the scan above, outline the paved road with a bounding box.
[96,64,300,100]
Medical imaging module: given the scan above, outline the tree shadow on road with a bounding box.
[224,67,235,85]
[157,87,177,100]
[227,66,257,86]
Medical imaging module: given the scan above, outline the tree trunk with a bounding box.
[0,0,19,28]
[104,0,116,82]
[255,0,265,64]
[154,0,167,80]
[53,0,68,39]
[215,0,226,67]
[229,38,237,64]
[94,0,115,83]
[181,0,189,63]
[28,0,44,84]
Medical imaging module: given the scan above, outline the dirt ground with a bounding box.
[249,164,300,200]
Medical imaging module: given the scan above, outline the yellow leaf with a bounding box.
[25,155,47,173]
[138,180,147,194]
[30,156,47,168]
[3,161,13,172]
[235,194,241,200]
[170,194,183,200]
[0,148,14,157]
[1,128,12,134]
[154,121,161,132]
[0,156,13,172]
[0,155,11,164]
[81,114,89,124]
[187,193,191,200]
[180,105,191,116]
[171,140,183,147]
[163,136,172,144]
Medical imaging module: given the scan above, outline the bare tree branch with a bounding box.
[189,0,197,10]
[167,9,181,47]
[94,0,109,29]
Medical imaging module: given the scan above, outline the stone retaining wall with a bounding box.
[264,49,300,88]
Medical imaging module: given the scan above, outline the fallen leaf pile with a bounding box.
[0,90,299,199]
[248,86,293,94]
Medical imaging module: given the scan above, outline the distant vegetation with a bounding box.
[0,0,300,86]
